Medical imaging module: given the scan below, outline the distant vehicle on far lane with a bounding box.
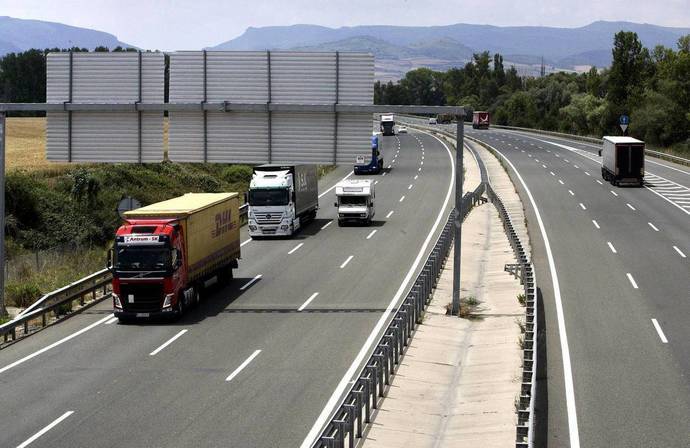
[428,117,437,125]
[600,136,645,186]
[380,114,395,136]
[472,111,490,129]
[397,126,408,134]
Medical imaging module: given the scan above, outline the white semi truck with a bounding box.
[600,136,645,186]
[248,165,319,237]
[334,179,375,226]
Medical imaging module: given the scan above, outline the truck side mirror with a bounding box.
[598,150,602,157]
[174,249,183,268]
[106,248,114,271]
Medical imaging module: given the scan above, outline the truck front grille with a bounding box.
[254,212,283,226]
[119,283,163,312]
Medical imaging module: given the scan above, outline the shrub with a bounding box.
[6,281,42,308]
[221,165,253,184]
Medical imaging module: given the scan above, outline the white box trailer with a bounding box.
[601,136,645,186]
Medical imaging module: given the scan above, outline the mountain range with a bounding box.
[1,16,688,80]
[211,21,690,79]
[0,16,130,54]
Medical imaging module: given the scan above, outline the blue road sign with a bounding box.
[619,115,630,125]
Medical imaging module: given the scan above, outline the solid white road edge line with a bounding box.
[477,140,581,448]
[300,128,456,448]
[627,273,639,289]
[298,293,320,312]
[105,317,119,325]
[239,274,262,291]
[651,319,668,343]
[288,243,304,254]
[17,411,74,448]
[673,246,686,258]
[340,256,354,269]
[529,136,690,215]
[149,329,188,356]
[0,314,113,375]
[225,350,262,382]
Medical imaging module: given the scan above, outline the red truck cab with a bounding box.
[472,111,490,129]
[111,219,190,318]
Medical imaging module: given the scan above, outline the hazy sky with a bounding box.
[2,0,688,50]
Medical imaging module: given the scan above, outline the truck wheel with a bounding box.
[338,220,344,227]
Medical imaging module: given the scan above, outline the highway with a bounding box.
[0,130,459,447]
[464,126,690,447]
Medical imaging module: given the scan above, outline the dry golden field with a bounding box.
[5,117,171,171]
[5,117,69,171]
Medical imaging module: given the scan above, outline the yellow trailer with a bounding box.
[113,193,240,318]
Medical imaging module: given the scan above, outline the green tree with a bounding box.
[607,31,651,112]
[494,91,538,127]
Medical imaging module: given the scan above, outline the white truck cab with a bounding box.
[334,179,375,226]
[248,165,318,237]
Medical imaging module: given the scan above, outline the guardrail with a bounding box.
[1,269,112,345]
[0,203,250,346]
[399,114,690,167]
[314,126,487,446]
[486,183,538,448]
[315,183,486,447]
[397,117,539,447]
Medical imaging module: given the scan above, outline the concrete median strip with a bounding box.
[363,139,524,447]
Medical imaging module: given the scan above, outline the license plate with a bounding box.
[136,313,150,318]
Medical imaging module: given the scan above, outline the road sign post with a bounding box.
[619,114,630,135]
[0,112,5,317]
[452,119,464,316]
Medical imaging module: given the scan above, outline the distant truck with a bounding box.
[248,165,319,237]
[109,193,240,320]
[436,113,454,124]
[600,136,645,186]
[355,135,384,175]
[335,179,375,226]
[472,111,490,129]
[380,114,395,136]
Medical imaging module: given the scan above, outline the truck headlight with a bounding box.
[249,225,257,231]
[162,293,174,309]
[113,293,122,309]
[281,225,289,230]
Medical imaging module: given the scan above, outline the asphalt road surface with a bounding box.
[465,126,690,448]
[0,130,457,448]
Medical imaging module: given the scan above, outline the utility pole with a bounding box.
[451,116,464,316]
[0,112,6,317]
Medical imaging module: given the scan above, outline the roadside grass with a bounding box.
[5,247,107,308]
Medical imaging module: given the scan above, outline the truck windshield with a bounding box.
[116,246,170,271]
[249,188,290,206]
[340,196,368,206]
